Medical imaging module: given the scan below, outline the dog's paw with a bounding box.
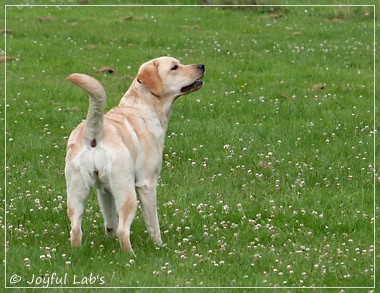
[153,236,163,246]
[105,226,117,235]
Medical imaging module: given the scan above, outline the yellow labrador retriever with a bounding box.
[65,57,205,254]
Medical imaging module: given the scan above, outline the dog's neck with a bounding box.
[136,78,159,98]
[119,80,173,134]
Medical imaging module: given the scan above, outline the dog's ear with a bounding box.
[137,59,163,97]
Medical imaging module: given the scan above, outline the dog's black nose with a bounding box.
[197,64,205,71]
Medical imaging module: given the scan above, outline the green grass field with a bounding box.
[2,1,378,291]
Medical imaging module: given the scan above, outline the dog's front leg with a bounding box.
[97,189,118,235]
[136,182,163,245]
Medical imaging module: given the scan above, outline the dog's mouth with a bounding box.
[180,79,204,93]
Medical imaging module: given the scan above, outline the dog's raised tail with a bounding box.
[67,73,106,147]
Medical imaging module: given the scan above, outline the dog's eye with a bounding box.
[171,65,178,71]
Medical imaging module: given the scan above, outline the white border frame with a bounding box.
[3,3,376,290]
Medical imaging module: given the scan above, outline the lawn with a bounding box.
[2,1,378,291]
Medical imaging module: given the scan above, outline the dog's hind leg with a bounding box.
[66,172,91,248]
[114,190,137,254]
[110,155,137,254]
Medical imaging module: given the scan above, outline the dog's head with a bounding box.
[136,56,205,99]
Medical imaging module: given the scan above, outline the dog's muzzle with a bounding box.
[180,64,205,93]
